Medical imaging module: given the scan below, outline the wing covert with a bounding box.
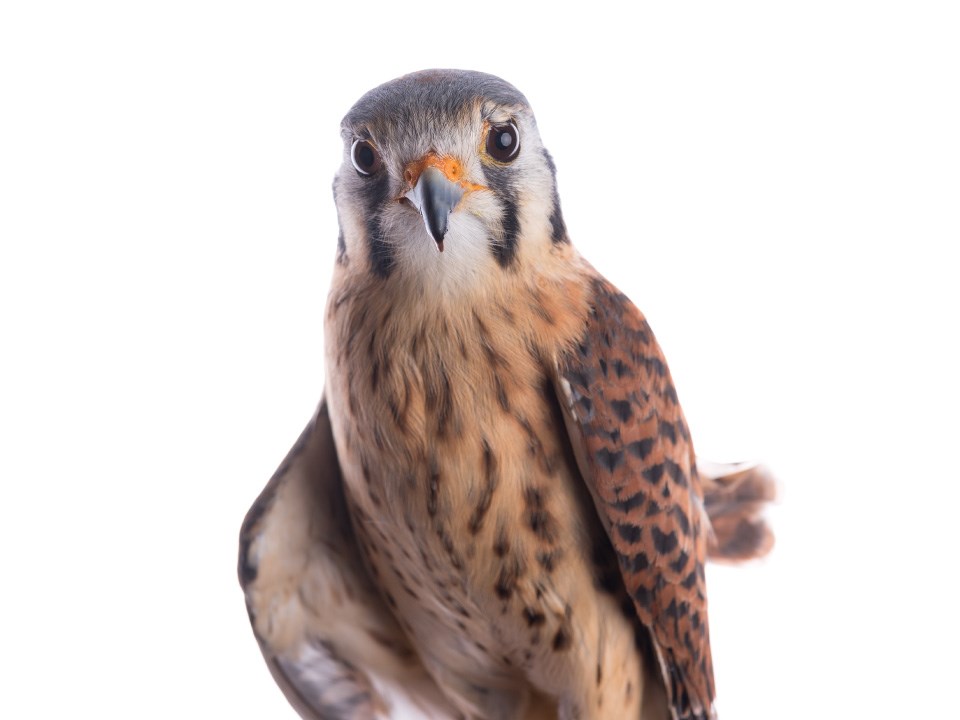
[551,278,715,720]
[239,398,457,720]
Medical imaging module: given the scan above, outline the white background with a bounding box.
[2,1,958,718]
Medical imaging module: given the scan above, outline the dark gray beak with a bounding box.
[404,166,464,252]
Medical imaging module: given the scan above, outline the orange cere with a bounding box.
[403,153,487,193]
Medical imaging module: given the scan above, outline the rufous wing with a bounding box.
[551,277,715,720]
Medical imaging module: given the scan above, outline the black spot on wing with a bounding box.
[626,438,655,460]
[652,526,679,555]
[611,490,646,513]
[618,551,650,573]
[595,448,624,473]
[610,399,633,422]
[616,522,642,544]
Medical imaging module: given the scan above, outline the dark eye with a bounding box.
[351,139,382,176]
[486,121,520,162]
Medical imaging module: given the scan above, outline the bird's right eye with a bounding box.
[351,139,382,176]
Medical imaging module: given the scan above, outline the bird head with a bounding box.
[334,70,568,292]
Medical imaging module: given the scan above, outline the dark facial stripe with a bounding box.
[363,173,394,278]
[541,149,569,245]
[332,178,348,265]
[495,195,520,267]
[484,166,520,268]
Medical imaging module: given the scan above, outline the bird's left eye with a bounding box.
[486,121,520,162]
[351,139,382,176]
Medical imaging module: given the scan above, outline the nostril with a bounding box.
[404,168,415,185]
[442,157,461,181]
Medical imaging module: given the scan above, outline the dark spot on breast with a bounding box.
[496,302,516,325]
[468,441,498,534]
[524,487,559,543]
[529,292,556,325]
[387,391,406,431]
[523,607,546,627]
[427,465,440,517]
[454,602,470,618]
[552,627,572,651]
[493,528,510,557]
[536,549,562,572]
[495,556,524,600]
[494,373,510,412]
[435,367,454,436]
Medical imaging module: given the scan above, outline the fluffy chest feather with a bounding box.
[321,261,601,672]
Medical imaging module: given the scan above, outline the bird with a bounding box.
[238,69,775,720]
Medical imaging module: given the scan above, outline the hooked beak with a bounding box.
[404,165,465,252]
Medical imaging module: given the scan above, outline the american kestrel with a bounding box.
[239,70,774,720]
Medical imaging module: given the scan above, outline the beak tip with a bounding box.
[406,166,463,252]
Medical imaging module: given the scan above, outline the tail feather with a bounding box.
[697,460,776,563]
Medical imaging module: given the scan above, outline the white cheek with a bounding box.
[339,201,369,254]
[368,200,490,295]
[381,195,499,295]
[516,188,554,251]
